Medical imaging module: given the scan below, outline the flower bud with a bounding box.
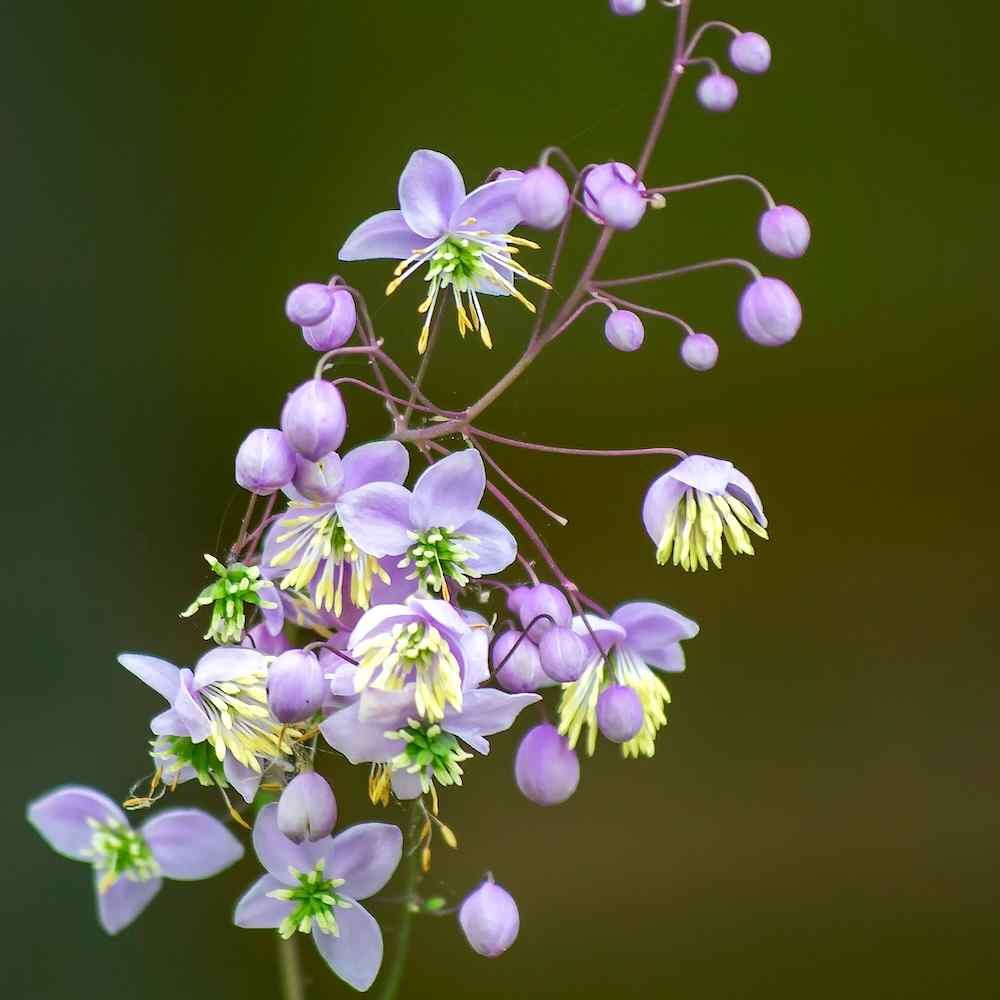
[301,288,357,352]
[285,283,335,328]
[243,622,291,656]
[516,166,570,230]
[280,380,348,461]
[291,452,344,503]
[729,31,771,74]
[506,585,531,617]
[459,877,519,958]
[680,332,719,372]
[602,182,647,230]
[493,631,545,693]
[235,428,297,495]
[519,584,572,640]
[277,771,337,843]
[739,277,802,346]
[515,723,579,805]
[697,73,738,112]
[267,649,326,723]
[610,0,646,14]
[604,310,645,352]
[597,685,643,742]
[583,162,647,230]
[538,626,589,682]
[758,205,811,259]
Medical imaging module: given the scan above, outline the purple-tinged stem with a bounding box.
[331,377,460,419]
[541,297,604,347]
[314,343,385,380]
[238,493,278,558]
[648,173,776,209]
[472,439,568,527]
[683,55,720,75]
[592,290,696,338]
[228,493,257,562]
[594,256,762,289]
[466,427,686,462]
[683,19,739,59]
[539,146,581,176]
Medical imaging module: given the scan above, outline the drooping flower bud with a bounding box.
[680,332,719,371]
[493,631,546,693]
[583,162,647,230]
[291,452,345,503]
[301,288,357,352]
[609,0,646,14]
[538,626,589,682]
[285,283,335,328]
[459,877,520,958]
[243,622,290,656]
[697,73,739,112]
[515,723,580,805]
[267,649,326,723]
[235,428,297,495]
[280,380,347,461]
[758,205,811,259]
[729,31,772,74]
[517,166,570,230]
[739,277,802,346]
[604,310,645,352]
[506,585,531,617]
[277,771,337,843]
[597,685,644,742]
[519,584,572,640]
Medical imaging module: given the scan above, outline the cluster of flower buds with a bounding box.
[28,3,807,994]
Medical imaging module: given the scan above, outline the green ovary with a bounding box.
[267,860,349,938]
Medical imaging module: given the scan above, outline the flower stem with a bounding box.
[277,934,306,1000]
[378,800,423,1000]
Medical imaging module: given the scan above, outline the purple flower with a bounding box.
[583,162,648,230]
[235,805,401,992]
[680,332,719,371]
[119,646,297,803]
[758,205,811,259]
[235,428,297,496]
[642,454,768,571]
[516,166,570,230]
[729,31,772,75]
[28,786,242,934]
[459,877,520,958]
[335,449,517,600]
[558,602,699,757]
[515,723,580,805]
[278,771,337,843]
[604,309,645,351]
[281,380,348,461]
[739,277,802,346]
[264,440,410,617]
[286,283,357,352]
[267,649,327,723]
[493,630,548,693]
[697,73,739,112]
[338,149,549,353]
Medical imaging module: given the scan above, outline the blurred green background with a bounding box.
[4,0,997,996]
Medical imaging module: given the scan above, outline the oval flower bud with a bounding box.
[285,283,335,328]
[517,166,570,230]
[729,31,772,74]
[506,584,532,617]
[235,428,297,495]
[583,162,647,230]
[739,277,802,346]
[519,584,572,640]
[301,287,357,352]
[697,73,739,112]
[610,0,646,14]
[680,332,719,371]
[758,205,811,259]
[493,631,546,693]
[277,771,337,844]
[267,649,326,723]
[459,877,519,958]
[515,723,580,805]
[538,626,589,683]
[597,685,644,742]
[604,310,645,352]
[280,380,348,461]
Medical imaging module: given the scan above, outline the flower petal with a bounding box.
[234,874,293,929]
[390,768,423,800]
[27,786,126,860]
[258,581,285,637]
[570,614,627,656]
[173,670,212,743]
[252,803,321,882]
[409,449,485,531]
[339,209,427,261]
[95,872,162,934]
[321,703,402,765]
[612,602,699,670]
[141,809,244,880]
[726,466,767,528]
[641,471,687,544]
[357,687,417,727]
[347,603,413,648]
[312,900,383,992]
[323,823,402,900]
[443,689,540,755]
[118,653,180,702]
[336,482,413,557]
[398,149,465,239]
[450,178,523,234]
[408,596,470,642]
[193,647,268,689]
[223,752,263,803]
[461,510,517,575]
[341,440,410,492]
[667,454,734,494]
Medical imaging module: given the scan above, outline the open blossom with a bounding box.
[120,647,299,802]
[339,149,550,353]
[264,440,410,617]
[235,805,401,992]
[558,602,698,757]
[642,455,768,571]
[28,786,242,934]
[337,449,517,600]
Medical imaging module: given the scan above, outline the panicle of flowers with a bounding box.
[28,3,810,994]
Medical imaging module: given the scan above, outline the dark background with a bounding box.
[4,1,997,997]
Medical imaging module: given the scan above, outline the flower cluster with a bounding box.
[28,3,807,994]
